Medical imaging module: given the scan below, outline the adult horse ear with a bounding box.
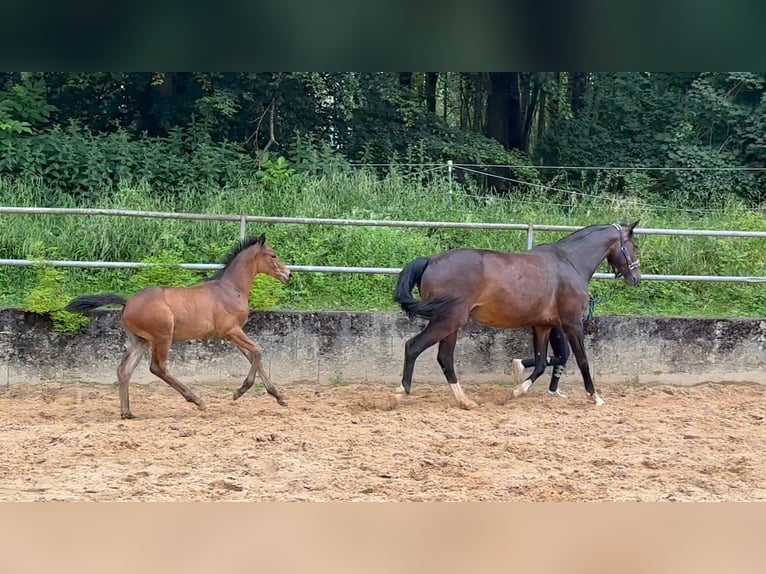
[628,220,639,237]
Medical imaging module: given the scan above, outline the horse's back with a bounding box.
[421,247,582,329]
[122,282,246,341]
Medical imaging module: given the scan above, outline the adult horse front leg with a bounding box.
[513,326,551,398]
[227,327,287,406]
[547,327,570,398]
[561,323,603,406]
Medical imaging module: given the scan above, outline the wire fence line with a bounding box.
[349,162,766,171]
[2,205,766,283]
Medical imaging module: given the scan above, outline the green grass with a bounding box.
[2,173,766,318]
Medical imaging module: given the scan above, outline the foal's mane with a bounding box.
[204,235,264,281]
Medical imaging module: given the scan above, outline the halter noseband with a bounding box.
[611,223,640,278]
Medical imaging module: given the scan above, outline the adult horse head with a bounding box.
[394,221,640,409]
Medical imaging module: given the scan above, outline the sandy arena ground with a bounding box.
[0,379,764,501]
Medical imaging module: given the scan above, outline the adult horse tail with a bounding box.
[65,294,127,314]
[394,256,455,319]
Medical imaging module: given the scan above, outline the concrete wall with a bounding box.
[1,308,766,388]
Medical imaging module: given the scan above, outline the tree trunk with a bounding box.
[521,74,541,152]
[570,72,588,118]
[473,73,486,132]
[442,73,449,121]
[536,81,547,153]
[485,72,523,150]
[425,72,438,114]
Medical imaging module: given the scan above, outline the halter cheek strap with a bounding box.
[611,223,640,277]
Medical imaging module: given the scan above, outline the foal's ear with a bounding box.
[628,220,639,237]
[258,233,266,245]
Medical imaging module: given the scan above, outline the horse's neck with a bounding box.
[559,230,613,281]
[221,253,257,294]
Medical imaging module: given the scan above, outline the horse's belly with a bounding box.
[470,304,558,329]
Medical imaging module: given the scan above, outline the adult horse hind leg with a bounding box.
[117,331,150,419]
[149,338,206,411]
[227,327,287,406]
[437,330,477,410]
[400,315,472,408]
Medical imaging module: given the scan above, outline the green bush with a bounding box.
[24,264,90,333]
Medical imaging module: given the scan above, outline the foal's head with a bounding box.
[606,221,641,286]
[251,234,292,282]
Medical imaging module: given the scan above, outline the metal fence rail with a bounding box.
[2,206,766,283]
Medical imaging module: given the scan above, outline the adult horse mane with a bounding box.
[394,221,641,409]
[66,234,292,419]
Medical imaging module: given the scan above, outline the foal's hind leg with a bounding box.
[513,326,551,398]
[149,338,205,411]
[117,331,149,419]
[227,327,287,406]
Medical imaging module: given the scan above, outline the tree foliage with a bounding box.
[2,72,766,202]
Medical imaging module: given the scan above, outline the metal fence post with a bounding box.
[526,224,534,250]
[447,160,453,193]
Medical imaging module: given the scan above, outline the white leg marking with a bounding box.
[591,393,605,406]
[512,378,533,398]
[394,384,407,395]
[548,388,568,398]
[511,359,525,385]
[450,382,477,410]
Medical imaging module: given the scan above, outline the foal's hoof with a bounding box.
[121,412,135,420]
[548,389,568,399]
[195,401,207,411]
[232,390,243,401]
[276,396,288,407]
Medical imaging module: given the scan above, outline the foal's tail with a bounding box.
[394,256,455,320]
[65,294,127,314]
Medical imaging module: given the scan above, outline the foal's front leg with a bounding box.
[227,327,287,406]
[513,326,551,397]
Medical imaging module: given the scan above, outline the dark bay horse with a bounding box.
[393,222,641,409]
[66,234,291,419]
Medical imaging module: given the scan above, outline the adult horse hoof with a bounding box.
[512,380,531,398]
[232,390,243,401]
[548,389,568,399]
[276,397,288,407]
[590,394,605,406]
[511,359,524,385]
[196,401,207,411]
[121,412,134,420]
[458,398,478,410]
